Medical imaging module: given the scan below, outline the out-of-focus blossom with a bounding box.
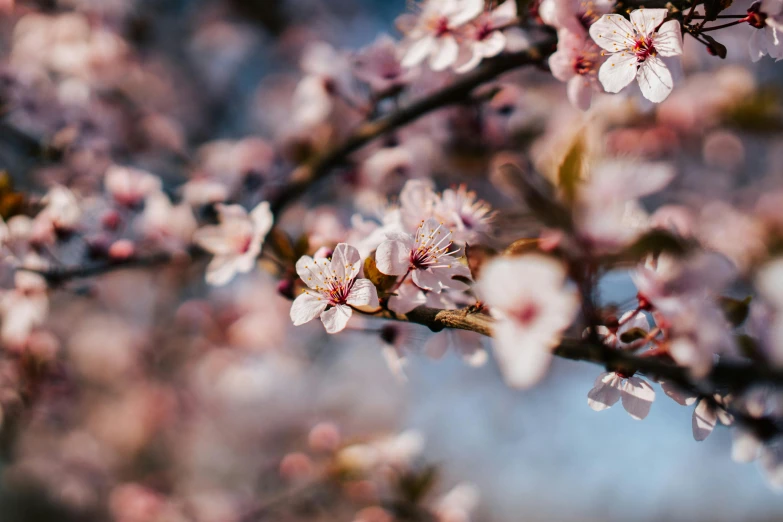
[376,218,471,293]
[587,372,656,420]
[290,243,379,333]
[433,482,480,522]
[589,9,682,102]
[435,185,494,244]
[454,0,520,73]
[32,185,82,242]
[692,395,734,441]
[193,202,273,286]
[401,0,485,71]
[105,165,163,208]
[478,255,579,389]
[1,265,49,349]
[135,192,197,253]
[353,34,417,94]
[747,0,783,62]
[548,29,604,110]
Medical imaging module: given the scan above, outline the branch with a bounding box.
[268,39,555,215]
[368,305,783,391]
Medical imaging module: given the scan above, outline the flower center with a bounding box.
[573,55,594,75]
[475,21,493,41]
[633,36,656,62]
[513,302,540,326]
[435,16,451,37]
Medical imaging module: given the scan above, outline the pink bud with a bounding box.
[308,422,341,453]
[109,240,135,260]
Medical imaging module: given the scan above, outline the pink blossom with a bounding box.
[478,255,579,388]
[401,0,485,71]
[376,218,471,293]
[104,165,163,207]
[748,0,783,62]
[454,0,520,74]
[539,0,615,37]
[290,243,379,334]
[586,372,656,420]
[548,29,604,110]
[193,202,273,286]
[589,9,682,102]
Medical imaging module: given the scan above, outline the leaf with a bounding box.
[736,334,764,361]
[719,295,752,327]
[619,327,648,344]
[503,238,540,257]
[266,227,296,262]
[0,172,24,219]
[466,244,498,279]
[364,255,397,293]
[622,229,690,260]
[702,34,727,59]
[557,135,584,206]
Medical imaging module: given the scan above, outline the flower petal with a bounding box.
[597,51,637,94]
[290,291,328,326]
[692,398,717,441]
[331,243,361,281]
[346,278,380,308]
[636,55,673,103]
[320,304,352,334]
[430,35,460,71]
[567,76,593,111]
[587,372,622,411]
[621,377,655,420]
[402,35,436,68]
[492,320,553,389]
[654,20,682,57]
[589,14,635,53]
[388,281,427,314]
[629,8,667,36]
[205,256,239,286]
[376,240,411,276]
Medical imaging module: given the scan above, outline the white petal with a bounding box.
[478,31,507,58]
[250,201,274,235]
[412,267,445,292]
[549,49,575,82]
[376,240,411,276]
[630,8,667,36]
[732,429,761,463]
[449,0,485,26]
[205,256,239,286]
[621,377,655,420]
[296,255,329,290]
[654,20,682,57]
[587,372,622,411]
[424,331,450,360]
[597,52,637,94]
[290,291,328,326]
[320,304,352,333]
[492,321,553,389]
[346,278,380,308]
[588,14,635,53]
[388,282,427,314]
[430,35,460,71]
[193,226,235,256]
[636,55,673,103]
[331,243,361,281]
[402,35,436,68]
[491,0,518,22]
[749,29,767,62]
[692,398,717,441]
[567,76,593,111]
[660,380,697,406]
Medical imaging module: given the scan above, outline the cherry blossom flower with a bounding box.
[454,0,519,73]
[692,395,733,441]
[353,34,416,94]
[1,262,49,349]
[589,8,683,103]
[747,0,783,62]
[290,243,379,334]
[478,254,579,389]
[193,202,273,286]
[104,165,163,207]
[434,185,494,243]
[587,372,656,420]
[401,0,485,71]
[376,218,471,293]
[548,29,604,110]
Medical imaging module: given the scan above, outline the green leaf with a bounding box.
[719,295,752,327]
[364,255,397,293]
[558,136,584,206]
[619,327,648,343]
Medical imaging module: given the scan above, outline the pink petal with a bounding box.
[692,398,717,441]
[346,278,380,308]
[290,291,328,326]
[587,372,622,411]
[621,377,655,420]
[320,304,352,334]
[376,240,411,276]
